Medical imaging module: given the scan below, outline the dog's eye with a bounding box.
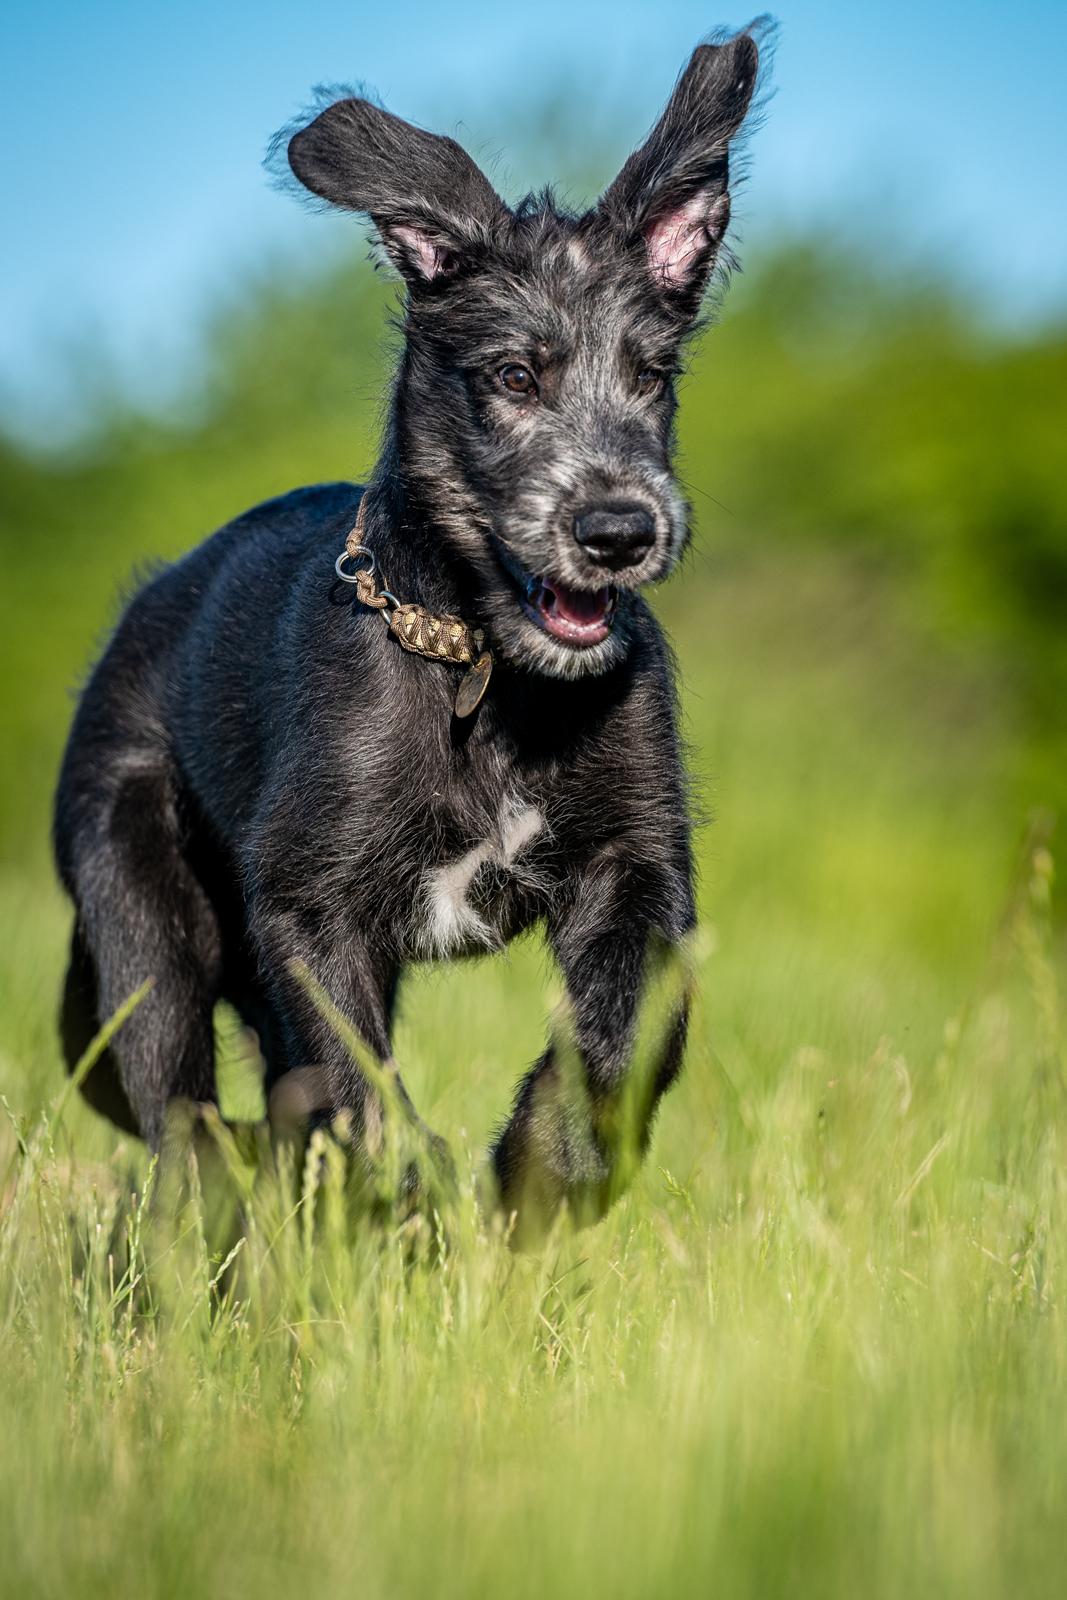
[635,369,664,398]
[499,364,538,397]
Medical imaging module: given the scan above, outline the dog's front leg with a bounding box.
[490,852,694,1244]
[250,896,391,1091]
[253,904,452,1197]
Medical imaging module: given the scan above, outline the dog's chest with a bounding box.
[412,793,550,959]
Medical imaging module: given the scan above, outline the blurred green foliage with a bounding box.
[1,240,1066,1598]
[687,244,1067,736]
[1,239,1064,872]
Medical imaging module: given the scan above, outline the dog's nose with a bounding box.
[573,505,656,571]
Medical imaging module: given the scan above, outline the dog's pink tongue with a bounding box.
[546,580,611,624]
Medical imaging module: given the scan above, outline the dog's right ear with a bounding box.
[596,27,763,314]
[282,96,509,285]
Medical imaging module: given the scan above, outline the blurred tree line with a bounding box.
[687,244,1067,734]
[1,238,1064,867]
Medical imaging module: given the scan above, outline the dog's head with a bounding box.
[282,27,762,678]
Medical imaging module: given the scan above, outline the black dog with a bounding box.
[53,26,762,1233]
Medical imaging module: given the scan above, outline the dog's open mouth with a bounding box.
[520,574,617,647]
[490,536,619,650]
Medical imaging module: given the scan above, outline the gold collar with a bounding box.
[336,497,494,718]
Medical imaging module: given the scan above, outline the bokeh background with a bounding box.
[2,8,1067,1598]
[1,0,1065,1117]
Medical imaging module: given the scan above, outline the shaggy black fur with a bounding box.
[53,25,763,1234]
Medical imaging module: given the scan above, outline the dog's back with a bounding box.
[54,483,360,1137]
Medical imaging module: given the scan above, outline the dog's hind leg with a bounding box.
[60,766,223,1148]
[60,922,141,1134]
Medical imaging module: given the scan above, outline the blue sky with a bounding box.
[2,0,1065,437]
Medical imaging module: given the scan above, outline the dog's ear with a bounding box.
[597,29,760,312]
[285,96,509,285]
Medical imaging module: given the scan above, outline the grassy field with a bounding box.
[1,248,1065,1596]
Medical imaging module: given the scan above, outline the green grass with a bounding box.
[1,546,1064,1599]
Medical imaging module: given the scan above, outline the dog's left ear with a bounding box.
[282,95,509,287]
[596,28,760,312]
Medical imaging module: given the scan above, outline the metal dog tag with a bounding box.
[454,651,493,718]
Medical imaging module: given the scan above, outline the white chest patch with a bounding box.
[418,800,546,958]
